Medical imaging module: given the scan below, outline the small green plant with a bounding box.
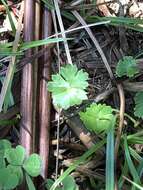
[47,64,89,110]
[47,64,143,189]
[116,56,139,78]
[47,65,116,190]
[0,139,42,190]
[79,103,116,190]
[79,103,115,134]
[116,56,143,118]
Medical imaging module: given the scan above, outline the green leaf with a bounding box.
[5,145,25,166]
[116,56,139,78]
[47,64,88,109]
[0,139,11,150]
[129,146,142,163]
[124,136,141,186]
[118,160,128,189]
[87,16,143,32]
[46,176,78,190]
[25,173,36,190]
[79,103,115,133]
[0,167,19,189]
[123,176,143,190]
[46,179,61,190]
[23,154,42,177]
[41,0,54,9]
[0,152,5,169]
[21,38,66,51]
[106,127,114,190]
[7,165,23,185]
[62,175,77,190]
[134,92,143,118]
[0,140,11,168]
[1,0,16,34]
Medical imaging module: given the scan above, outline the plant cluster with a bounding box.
[0,139,42,190]
[47,62,143,190]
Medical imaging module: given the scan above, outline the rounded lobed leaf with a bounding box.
[0,139,11,151]
[134,91,143,118]
[62,175,78,190]
[0,167,19,190]
[5,145,25,166]
[7,165,23,185]
[23,154,42,177]
[116,56,139,78]
[79,103,116,134]
[0,139,11,169]
[47,64,89,110]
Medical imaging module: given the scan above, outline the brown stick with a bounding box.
[37,5,52,179]
[20,0,35,155]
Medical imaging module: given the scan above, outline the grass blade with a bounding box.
[118,160,129,189]
[1,0,16,34]
[0,2,24,112]
[124,136,141,187]
[129,146,142,163]
[87,16,143,32]
[137,159,143,178]
[20,38,66,50]
[123,176,143,190]
[106,127,114,190]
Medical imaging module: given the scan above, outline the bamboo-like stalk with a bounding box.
[37,5,52,178]
[20,0,35,155]
[32,0,41,153]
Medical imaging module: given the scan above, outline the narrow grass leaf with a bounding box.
[106,127,114,190]
[1,0,16,34]
[0,76,14,111]
[20,38,66,50]
[123,176,143,190]
[87,16,143,32]
[118,160,129,189]
[41,0,54,9]
[137,159,143,178]
[129,146,142,163]
[124,136,141,186]
[0,2,24,112]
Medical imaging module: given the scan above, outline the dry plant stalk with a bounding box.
[20,0,35,155]
[37,5,52,179]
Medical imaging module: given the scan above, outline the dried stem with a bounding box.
[20,0,35,155]
[37,5,52,179]
[114,83,125,190]
[53,0,72,65]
